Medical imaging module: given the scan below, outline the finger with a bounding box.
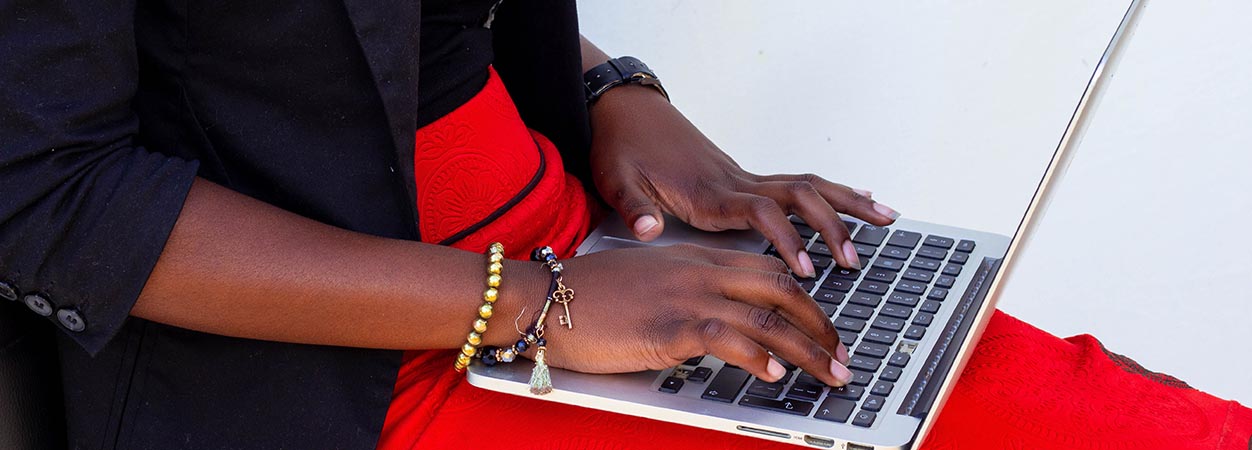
[602,176,666,241]
[750,180,860,270]
[759,174,898,226]
[714,300,852,387]
[694,246,791,274]
[714,193,815,278]
[712,267,846,363]
[676,318,784,383]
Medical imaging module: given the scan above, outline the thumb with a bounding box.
[611,182,666,241]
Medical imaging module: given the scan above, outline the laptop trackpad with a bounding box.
[586,236,659,254]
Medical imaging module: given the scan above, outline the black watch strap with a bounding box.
[583,56,669,105]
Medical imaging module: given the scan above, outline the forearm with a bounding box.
[132,178,547,350]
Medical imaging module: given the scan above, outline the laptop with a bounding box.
[468,1,1146,448]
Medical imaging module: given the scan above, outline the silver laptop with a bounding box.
[469,1,1145,448]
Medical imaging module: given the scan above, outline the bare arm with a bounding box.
[132,179,547,350]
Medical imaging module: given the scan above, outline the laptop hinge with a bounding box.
[897,257,1002,418]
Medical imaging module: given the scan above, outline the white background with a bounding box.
[578,0,1252,402]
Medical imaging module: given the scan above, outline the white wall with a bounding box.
[578,0,1252,402]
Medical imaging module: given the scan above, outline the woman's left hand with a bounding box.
[588,85,901,277]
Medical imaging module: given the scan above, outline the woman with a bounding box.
[1,0,1247,449]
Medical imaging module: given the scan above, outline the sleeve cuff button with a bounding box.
[0,281,17,301]
[23,294,54,317]
[56,309,86,332]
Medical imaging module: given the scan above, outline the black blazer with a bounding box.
[0,0,591,448]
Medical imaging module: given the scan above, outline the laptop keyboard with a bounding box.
[656,217,977,428]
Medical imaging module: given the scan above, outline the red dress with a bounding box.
[377,68,1252,449]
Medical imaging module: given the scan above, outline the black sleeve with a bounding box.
[0,0,199,355]
[491,0,594,186]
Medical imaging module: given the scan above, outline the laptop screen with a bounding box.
[580,0,1135,239]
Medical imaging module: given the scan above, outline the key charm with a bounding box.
[552,283,575,329]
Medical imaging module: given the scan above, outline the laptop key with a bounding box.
[849,369,874,386]
[852,225,890,247]
[813,289,844,305]
[863,330,898,345]
[917,246,949,260]
[870,380,894,397]
[739,396,815,416]
[856,281,890,295]
[956,239,976,253]
[746,379,786,399]
[880,366,903,382]
[880,304,913,319]
[855,342,891,359]
[829,267,861,280]
[834,316,867,333]
[830,384,866,401]
[871,258,905,272]
[848,293,883,307]
[853,243,877,258]
[814,397,857,423]
[949,252,969,265]
[904,325,927,340]
[799,278,818,293]
[886,230,922,249]
[895,281,927,295]
[927,288,949,301]
[796,371,824,387]
[935,275,957,289]
[872,316,906,332]
[822,278,855,293]
[838,330,858,347]
[881,246,911,260]
[909,257,942,272]
[659,376,685,394]
[864,268,897,284]
[924,235,955,249]
[942,263,963,277]
[889,352,912,367]
[887,292,920,307]
[912,312,934,327]
[808,242,834,257]
[902,269,934,283]
[683,356,705,366]
[689,367,713,383]
[920,300,942,314]
[840,304,875,320]
[817,302,838,317]
[808,255,834,272]
[794,224,818,239]
[786,382,824,402]
[843,220,859,235]
[862,395,887,412]
[701,366,751,403]
[852,410,878,427]
[847,356,881,373]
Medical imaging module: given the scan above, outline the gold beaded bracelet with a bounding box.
[454,242,505,372]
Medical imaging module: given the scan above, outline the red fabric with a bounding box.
[378,68,1252,449]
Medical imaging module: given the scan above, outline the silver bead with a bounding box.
[500,348,517,363]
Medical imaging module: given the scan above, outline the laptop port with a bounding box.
[802,435,835,448]
[734,425,790,440]
[847,443,875,450]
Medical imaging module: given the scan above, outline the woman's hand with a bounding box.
[588,85,901,277]
[527,244,853,387]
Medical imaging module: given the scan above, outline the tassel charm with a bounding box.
[528,347,553,395]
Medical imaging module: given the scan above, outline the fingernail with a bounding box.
[852,188,873,199]
[835,344,850,365]
[767,358,786,380]
[830,359,853,385]
[633,215,659,237]
[796,251,817,278]
[841,240,862,270]
[873,202,901,220]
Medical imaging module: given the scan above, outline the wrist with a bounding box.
[480,258,549,348]
[589,83,673,133]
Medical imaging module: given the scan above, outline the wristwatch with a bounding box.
[583,56,669,105]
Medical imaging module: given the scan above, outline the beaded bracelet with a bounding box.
[454,242,505,372]
[477,246,574,395]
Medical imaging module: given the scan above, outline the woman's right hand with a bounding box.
[529,244,852,387]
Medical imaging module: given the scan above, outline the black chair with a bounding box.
[1,301,67,450]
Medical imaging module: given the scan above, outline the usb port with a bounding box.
[802,434,835,448]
